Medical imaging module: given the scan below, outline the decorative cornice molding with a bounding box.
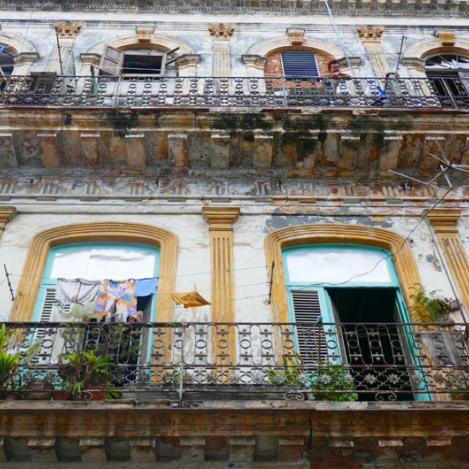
[0,0,466,16]
[175,54,201,68]
[13,52,39,65]
[208,23,236,40]
[202,206,240,231]
[54,21,82,39]
[80,53,101,66]
[356,25,384,44]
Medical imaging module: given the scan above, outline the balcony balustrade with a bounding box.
[1,75,468,110]
[2,321,468,403]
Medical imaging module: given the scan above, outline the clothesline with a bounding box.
[5,264,268,280]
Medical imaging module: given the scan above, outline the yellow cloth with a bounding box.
[171,291,210,308]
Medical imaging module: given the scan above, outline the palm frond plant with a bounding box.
[58,350,118,400]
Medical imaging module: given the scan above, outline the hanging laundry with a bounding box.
[135,277,158,297]
[56,278,101,305]
[171,290,210,308]
[94,279,137,322]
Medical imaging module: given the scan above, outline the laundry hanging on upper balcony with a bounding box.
[56,278,101,305]
[55,276,159,322]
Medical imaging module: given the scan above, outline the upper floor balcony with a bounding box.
[2,320,469,404]
[1,74,469,111]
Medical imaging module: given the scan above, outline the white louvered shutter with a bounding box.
[100,46,124,76]
[281,51,319,78]
[291,290,328,366]
[33,288,72,364]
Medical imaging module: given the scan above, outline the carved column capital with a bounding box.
[356,25,384,44]
[0,205,16,239]
[54,21,82,39]
[242,54,267,70]
[427,208,461,234]
[0,206,16,225]
[80,53,101,67]
[202,206,240,231]
[208,23,236,40]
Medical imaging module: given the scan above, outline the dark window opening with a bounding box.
[327,287,415,401]
[122,53,163,75]
[0,44,15,76]
[425,54,469,103]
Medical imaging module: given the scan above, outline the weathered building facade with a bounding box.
[0,1,468,467]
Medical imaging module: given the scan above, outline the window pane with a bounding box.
[281,51,319,78]
[50,245,157,280]
[285,247,392,284]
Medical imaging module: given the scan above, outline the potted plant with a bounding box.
[22,372,55,400]
[410,284,459,323]
[266,353,358,402]
[57,350,116,400]
[0,324,20,400]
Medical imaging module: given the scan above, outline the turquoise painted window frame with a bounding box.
[282,243,431,400]
[33,241,160,365]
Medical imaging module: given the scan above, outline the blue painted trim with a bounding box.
[282,243,430,401]
[33,242,160,322]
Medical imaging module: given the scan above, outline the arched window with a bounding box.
[33,242,160,323]
[0,43,16,76]
[99,44,179,77]
[283,244,427,401]
[265,47,333,78]
[425,53,469,101]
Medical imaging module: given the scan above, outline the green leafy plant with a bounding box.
[266,353,358,402]
[410,284,458,323]
[0,324,20,395]
[302,366,358,402]
[58,350,117,400]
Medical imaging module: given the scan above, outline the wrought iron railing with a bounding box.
[1,75,469,110]
[1,322,468,403]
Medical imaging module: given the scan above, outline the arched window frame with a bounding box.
[265,224,421,324]
[32,241,161,322]
[10,222,178,323]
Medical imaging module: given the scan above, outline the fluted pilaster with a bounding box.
[428,208,469,315]
[202,206,240,365]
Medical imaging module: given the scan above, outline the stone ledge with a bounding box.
[0,0,466,16]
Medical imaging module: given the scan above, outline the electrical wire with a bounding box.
[292,186,454,291]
